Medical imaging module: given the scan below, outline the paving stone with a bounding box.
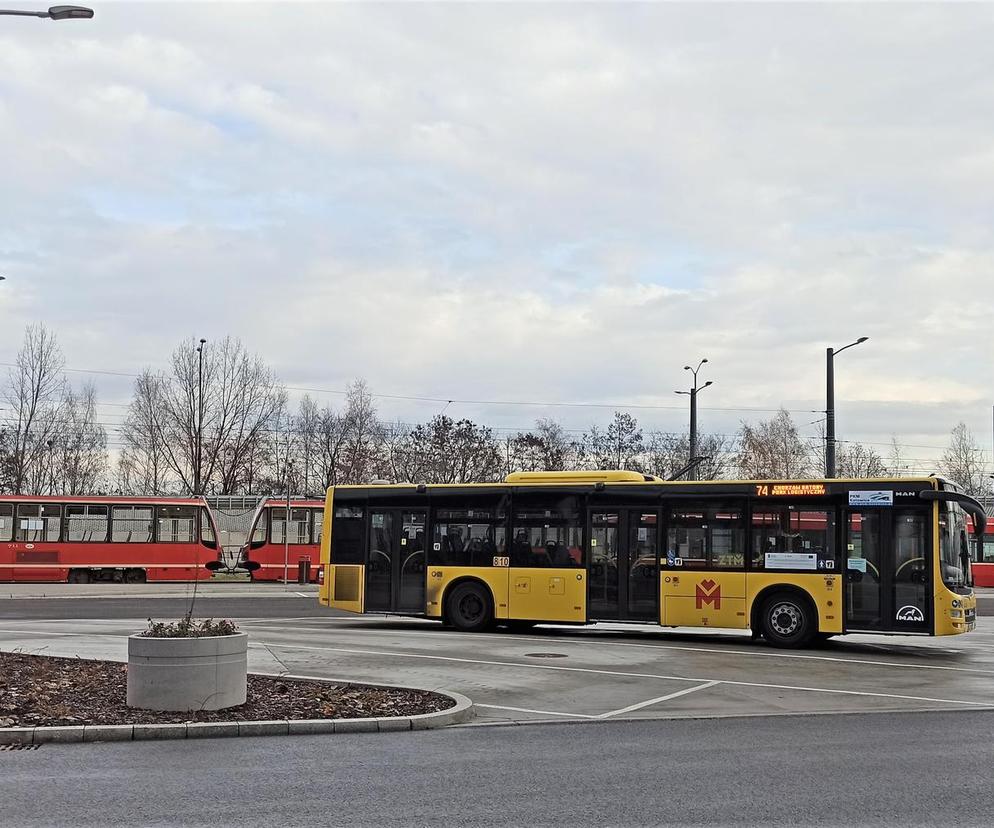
[237,720,288,737]
[288,720,336,735]
[83,725,134,742]
[33,727,84,744]
[333,718,378,734]
[133,724,188,740]
[186,722,239,739]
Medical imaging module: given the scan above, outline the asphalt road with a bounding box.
[0,595,328,620]
[2,711,993,826]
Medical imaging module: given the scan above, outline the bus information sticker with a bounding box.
[847,557,867,572]
[848,490,893,506]
[765,552,818,570]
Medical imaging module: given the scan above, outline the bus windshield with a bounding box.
[938,503,970,589]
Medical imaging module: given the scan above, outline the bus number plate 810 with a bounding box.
[493,556,510,568]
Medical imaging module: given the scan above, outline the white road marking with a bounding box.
[254,639,993,708]
[598,681,721,719]
[242,618,994,677]
[475,704,596,720]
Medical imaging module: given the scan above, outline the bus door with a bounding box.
[588,510,658,621]
[366,510,427,613]
[844,507,930,633]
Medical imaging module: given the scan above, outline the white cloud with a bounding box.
[0,2,992,470]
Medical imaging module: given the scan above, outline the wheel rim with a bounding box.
[458,592,484,623]
[769,601,802,636]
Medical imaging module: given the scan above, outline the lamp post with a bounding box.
[194,338,206,496]
[0,6,94,19]
[675,359,712,481]
[825,336,868,478]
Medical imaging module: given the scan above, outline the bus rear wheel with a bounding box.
[760,592,815,648]
[445,582,493,633]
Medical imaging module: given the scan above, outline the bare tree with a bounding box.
[3,323,65,494]
[119,337,285,495]
[387,415,501,483]
[644,431,731,480]
[941,422,988,497]
[887,435,907,477]
[836,441,887,479]
[48,383,108,494]
[337,380,384,485]
[118,371,172,494]
[587,412,644,470]
[505,418,586,474]
[736,409,813,479]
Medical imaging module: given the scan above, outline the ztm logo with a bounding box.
[695,578,721,610]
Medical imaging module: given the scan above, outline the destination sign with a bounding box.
[755,483,827,497]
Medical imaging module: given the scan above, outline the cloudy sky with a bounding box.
[1,2,992,472]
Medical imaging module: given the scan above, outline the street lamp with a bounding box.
[194,338,206,496]
[675,359,713,481]
[0,6,94,19]
[825,336,868,478]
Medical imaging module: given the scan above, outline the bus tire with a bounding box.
[760,591,815,648]
[445,581,493,633]
[125,568,146,584]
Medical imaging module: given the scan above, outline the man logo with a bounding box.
[896,605,925,623]
[696,578,721,610]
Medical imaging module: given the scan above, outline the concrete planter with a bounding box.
[127,632,248,712]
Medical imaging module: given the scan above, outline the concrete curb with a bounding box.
[0,691,473,745]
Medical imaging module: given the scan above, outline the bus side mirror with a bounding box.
[244,561,261,572]
[205,560,224,572]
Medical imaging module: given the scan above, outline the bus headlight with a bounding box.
[950,609,963,618]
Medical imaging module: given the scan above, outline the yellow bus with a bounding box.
[318,472,983,647]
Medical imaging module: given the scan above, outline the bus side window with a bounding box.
[331,507,364,564]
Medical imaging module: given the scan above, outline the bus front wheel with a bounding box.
[445,582,493,633]
[760,592,815,648]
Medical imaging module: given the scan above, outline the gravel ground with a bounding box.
[0,651,453,727]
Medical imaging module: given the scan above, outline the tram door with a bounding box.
[366,510,427,613]
[588,510,658,621]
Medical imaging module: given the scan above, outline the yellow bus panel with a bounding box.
[426,567,510,620]
[507,567,586,623]
[325,564,365,614]
[661,571,748,629]
[745,573,843,635]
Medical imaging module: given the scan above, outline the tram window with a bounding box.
[157,506,196,543]
[666,506,744,570]
[112,506,153,542]
[511,496,582,568]
[272,507,309,545]
[0,503,12,542]
[200,507,217,547]
[252,510,268,544]
[751,507,836,571]
[66,505,109,542]
[16,504,61,542]
[430,507,506,567]
[313,509,324,545]
[331,506,364,564]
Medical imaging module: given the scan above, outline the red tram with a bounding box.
[971,517,994,587]
[236,497,324,582]
[0,495,219,583]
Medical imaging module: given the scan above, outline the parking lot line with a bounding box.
[475,704,596,720]
[598,681,721,719]
[243,618,994,677]
[255,640,993,708]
